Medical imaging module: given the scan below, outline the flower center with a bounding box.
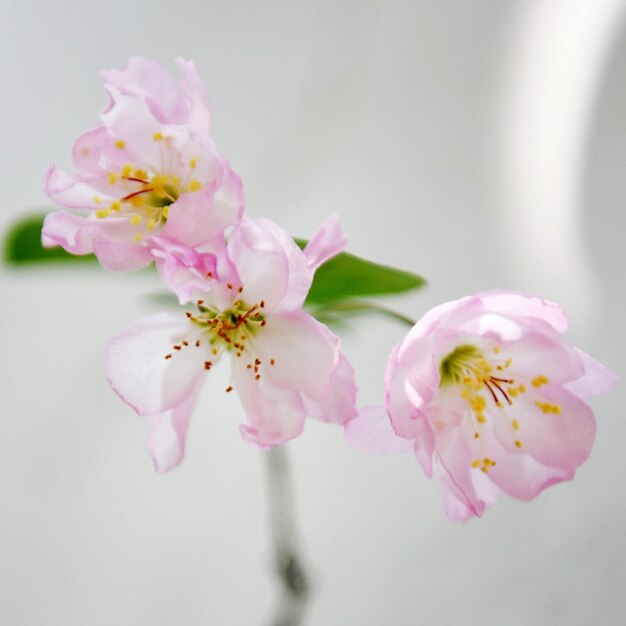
[188,295,267,357]
[93,133,203,242]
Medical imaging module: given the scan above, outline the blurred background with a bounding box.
[1,1,625,624]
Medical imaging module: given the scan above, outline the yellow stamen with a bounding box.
[188,179,202,192]
[130,215,142,225]
[108,172,117,185]
[189,157,197,169]
[512,418,519,431]
[153,132,163,141]
[133,232,143,242]
[114,140,125,149]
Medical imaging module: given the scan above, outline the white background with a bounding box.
[1,1,625,624]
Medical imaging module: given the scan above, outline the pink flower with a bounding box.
[106,216,357,472]
[346,290,617,521]
[42,57,243,271]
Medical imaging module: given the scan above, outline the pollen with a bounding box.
[153,132,163,141]
[110,200,121,212]
[534,400,561,414]
[130,215,142,225]
[532,375,550,388]
[133,233,143,242]
[515,440,522,448]
[108,172,117,185]
[121,164,133,178]
[96,209,111,219]
[512,418,520,431]
[114,139,126,149]
[188,179,202,192]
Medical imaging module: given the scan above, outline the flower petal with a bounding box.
[345,406,415,454]
[303,213,346,271]
[106,312,207,416]
[566,348,618,400]
[227,218,312,313]
[147,384,202,474]
[92,237,154,271]
[303,354,357,424]
[233,360,306,448]
[42,211,97,254]
[161,176,242,248]
[249,311,339,401]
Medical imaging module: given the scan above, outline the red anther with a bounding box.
[195,340,200,347]
[164,354,172,360]
[238,286,243,293]
[185,311,193,318]
[182,341,189,346]
[197,300,204,305]
[260,300,265,308]
[255,374,261,380]
[227,283,233,290]
[173,345,181,350]
[270,358,275,366]
[225,386,233,393]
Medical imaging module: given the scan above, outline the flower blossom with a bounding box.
[42,57,243,271]
[346,290,617,521]
[106,215,357,472]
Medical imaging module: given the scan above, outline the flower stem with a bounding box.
[264,446,310,626]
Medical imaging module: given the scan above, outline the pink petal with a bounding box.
[304,354,358,424]
[227,218,312,313]
[160,176,242,248]
[303,213,346,271]
[233,360,306,448]
[495,385,596,470]
[476,290,569,334]
[147,384,202,474]
[42,211,97,254]
[566,348,618,400]
[92,237,153,271]
[175,57,212,130]
[106,312,207,416]
[43,165,103,210]
[251,311,339,401]
[345,406,415,454]
[148,236,219,305]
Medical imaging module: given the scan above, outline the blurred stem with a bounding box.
[265,446,310,626]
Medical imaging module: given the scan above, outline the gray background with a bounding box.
[2,1,625,624]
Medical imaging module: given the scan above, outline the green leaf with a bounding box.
[295,238,425,304]
[3,213,96,264]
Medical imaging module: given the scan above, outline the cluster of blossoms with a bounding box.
[43,58,616,520]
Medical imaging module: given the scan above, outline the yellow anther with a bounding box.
[133,232,143,242]
[171,175,181,187]
[108,172,117,185]
[188,179,202,192]
[474,433,480,439]
[110,201,121,212]
[212,348,218,356]
[508,387,519,398]
[189,157,198,169]
[121,164,133,178]
[93,195,102,204]
[481,467,488,474]
[147,219,156,231]
[553,405,562,415]
[477,414,487,424]
[96,209,111,219]
[162,206,169,219]
[114,140,126,149]
[471,460,481,468]
[519,384,526,394]
[532,375,549,388]
[493,346,501,354]
[153,132,163,141]
[515,440,522,448]
[483,458,494,466]
[512,418,519,431]
[134,169,148,180]
[130,215,142,225]
[505,359,512,368]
